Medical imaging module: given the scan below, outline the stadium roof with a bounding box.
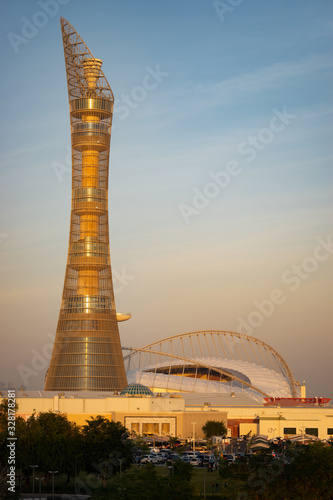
[124,330,300,404]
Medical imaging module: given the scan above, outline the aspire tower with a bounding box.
[44,18,128,391]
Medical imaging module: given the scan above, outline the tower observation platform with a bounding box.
[44,18,129,392]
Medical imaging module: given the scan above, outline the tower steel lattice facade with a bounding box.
[44,18,128,391]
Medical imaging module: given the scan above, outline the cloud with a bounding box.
[215,54,332,94]
[173,54,333,109]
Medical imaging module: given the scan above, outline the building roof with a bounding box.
[120,383,154,396]
[179,392,262,407]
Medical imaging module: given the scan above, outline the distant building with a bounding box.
[2,389,332,442]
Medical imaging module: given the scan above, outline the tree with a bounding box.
[117,462,165,500]
[167,459,195,499]
[81,416,134,486]
[0,399,17,429]
[168,436,180,450]
[218,442,333,499]
[172,458,193,482]
[1,405,80,495]
[202,420,227,439]
[17,411,79,479]
[263,442,333,499]
[89,461,195,500]
[131,435,150,456]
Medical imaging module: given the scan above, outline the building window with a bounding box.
[305,428,318,437]
[284,427,296,435]
[124,416,176,437]
[131,423,140,434]
[327,428,333,435]
[142,422,159,435]
[162,423,170,435]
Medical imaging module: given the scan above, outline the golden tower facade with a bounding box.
[44,18,128,391]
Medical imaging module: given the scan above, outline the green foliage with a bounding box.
[219,442,333,500]
[89,462,195,500]
[168,436,179,450]
[167,473,195,500]
[17,411,80,476]
[1,409,135,490]
[131,436,150,455]
[4,405,331,499]
[81,415,134,484]
[202,419,227,439]
[172,458,193,481]
[263,442,333,499]
[0,400,17,429]
[218,455,231,475]
[121,463,164,499]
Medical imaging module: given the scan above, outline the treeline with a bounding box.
[0,399,134,497]
[0,399,195,499]
[218,441,333,499]
[2,399,332,499]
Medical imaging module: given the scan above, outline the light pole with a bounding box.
[19,462,23,495]
[75,456,77,494]
[299,426,306,444]
[117,458,122,479]
[29,465,38,495]
[35,476,44,499]
[48,470,58,500]
[203,463,206,499]
[191,422,197,452]
[117,458,123,497]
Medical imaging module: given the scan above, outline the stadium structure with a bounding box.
[124,331,301,404]
[33,19,333,443]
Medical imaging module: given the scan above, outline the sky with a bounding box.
[0,0,332,398]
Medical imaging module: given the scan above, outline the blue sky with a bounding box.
[0,0,332,398]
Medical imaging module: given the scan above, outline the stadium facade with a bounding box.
[124,330,301,404]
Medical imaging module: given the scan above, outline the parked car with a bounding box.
[148,454,160,464]
[200,455,211,466]
[140,455,150,464]
[225,454,236,464]
[189,458,201,466]
[159,452,169,461]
